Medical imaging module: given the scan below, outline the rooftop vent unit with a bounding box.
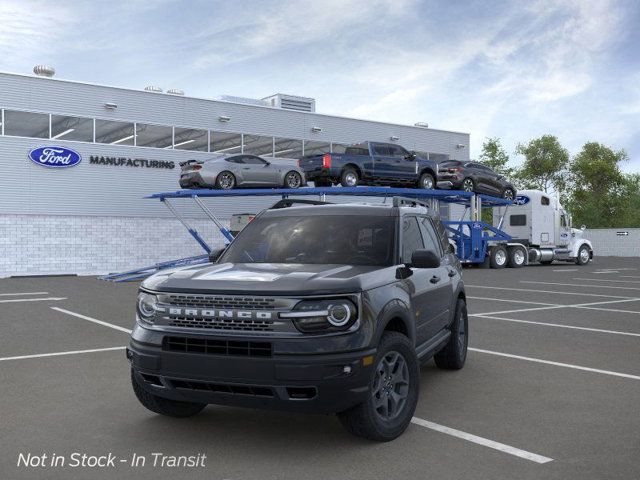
[414,122,429,128]
[33,65,55,77]
[262,94,316,113]
[167,89,185,96]
[144,85,163,93]
[217,95,270,107]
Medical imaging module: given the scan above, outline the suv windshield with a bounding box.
[220,215,396,266]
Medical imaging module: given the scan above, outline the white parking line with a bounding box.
[0,346,126,362]
[621,275,640,279]
[521,281,640,291]
[474,315,640,338]
[573,278,640,284]
[469,348,640,381]
[51,307,132,334]
[553,269,578,272]
[411,417,553,464]
[0,292,49,296]
[0,297,67,304]
[467,296,558,307]
[471,305,565,316]
[467,285,636,299]
[470,298,640,317]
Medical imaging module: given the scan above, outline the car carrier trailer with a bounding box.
[100,186,592,282]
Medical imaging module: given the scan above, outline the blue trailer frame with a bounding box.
[101,187,511,281]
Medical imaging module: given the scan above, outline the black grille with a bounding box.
[166,295,276,310]
[167,316,274,332]
[170,379,274,397]
[164,336,272,357]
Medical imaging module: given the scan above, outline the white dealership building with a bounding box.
[0,68,471,277]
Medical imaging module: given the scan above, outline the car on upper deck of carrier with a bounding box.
[128,197,467,441]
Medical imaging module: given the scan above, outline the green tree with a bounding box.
[479,137,514,177]
[567,142,629,228]
[619,174,640,227]
[515,135,569,194]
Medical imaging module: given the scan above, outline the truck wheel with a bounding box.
[434,298,468,370]
[507,246,526,268]
[575,245,591,265]
[337,332,419,442]
[489,245,507,269]
[131,369,206,418]
[418,173,435,190]
[340,168,359,187]
[215,171,236,190]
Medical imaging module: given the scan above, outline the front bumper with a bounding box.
[128,331,375,415]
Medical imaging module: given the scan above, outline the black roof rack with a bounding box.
[392,196,430,209]
[269,198,333,209]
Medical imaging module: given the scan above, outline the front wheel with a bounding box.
[576,245,591,265]
[502,188,516,200]
[418,172,435,190]
[284,171,303,189]
[338,332,419,442]
[434,298,468,370]
[131,370,206,418]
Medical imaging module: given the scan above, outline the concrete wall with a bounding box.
[583,228,640,257]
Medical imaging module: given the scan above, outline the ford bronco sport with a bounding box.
[128,197,468,441]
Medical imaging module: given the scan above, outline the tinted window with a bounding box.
[373,144,391,156]
[541,196,550,206]
[387,145,407,158]
[418,217,443,256]
[345,147,370,156]
[401,217,424,264]
[220,215,396,266]
[510,214,527,226]
[431,217,451,253]
[243,156,267,165]
[226,156,245,164]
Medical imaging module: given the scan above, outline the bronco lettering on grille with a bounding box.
[166,308,273,320]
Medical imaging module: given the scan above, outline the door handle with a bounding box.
[430,276,441,284]
[242,167,250,170]
[448,269,456,277]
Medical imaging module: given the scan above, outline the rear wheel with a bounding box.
[338,332,419,442]
[215,171,236,190]
[418,172,435,190]
[507,246,526,268]
[576,245,591,265]
[461,178,475,192]
[434,298,468,370]
[340,168,359,187]
[284,171,302,189]
[489,245,508,269]
[502,188,515,200]
[131,370,206,418]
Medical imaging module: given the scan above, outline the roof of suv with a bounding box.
[261,203,429,218]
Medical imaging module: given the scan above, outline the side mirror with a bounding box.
[404,152,416,160]
[410,249,441,268]
[208,248,225,263]
[581,225,586,231]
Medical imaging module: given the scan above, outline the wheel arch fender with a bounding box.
[419,167,436,179]
[373,299,416,347]
[571,239,593,258]
[343,163,363,177]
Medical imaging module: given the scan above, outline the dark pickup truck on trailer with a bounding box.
[298,142,439,189]
[128,197,467,441]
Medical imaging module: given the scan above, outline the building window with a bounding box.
[173,127,208,151]
[303,140,330,156]
[210,131,242,154]
[273,137,303,159]
[135,123,173,149]
[50,115,94,142]
[243,135,274,156]
[4,110,49,138]
[95,119,135,145]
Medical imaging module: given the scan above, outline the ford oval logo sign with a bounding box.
[514,195,530,206]
[28,146,82,168]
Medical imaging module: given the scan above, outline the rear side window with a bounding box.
[373,144,391,156]
[226,156,244,164]
[401,217,425,264]
[418,217,443,257]
[510,214,527,226]
[431,217,451,253]
[345,147,370,156]
[541,196,550,205]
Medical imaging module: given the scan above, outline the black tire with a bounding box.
[507,246,526,268]
[575,245,591,265]
[489,245,508,269]
[540,260,553,265]
[131,370,206,418]
[215,171,236,190]
[340,168,359,187]
[283,171,303,189]
[434,298,468,370]
[502,188,516,201]
[418,172,435,190]
[461,178,475,192]
[338,332,419,442]
[314,179,332,187]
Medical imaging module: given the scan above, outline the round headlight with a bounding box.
[327,303,352,327]
[137,292,157,323]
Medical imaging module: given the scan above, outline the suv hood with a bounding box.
[142,262,396,295]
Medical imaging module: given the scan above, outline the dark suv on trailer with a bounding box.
[128,198,468,441]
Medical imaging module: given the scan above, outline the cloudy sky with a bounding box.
[1,0,639,171]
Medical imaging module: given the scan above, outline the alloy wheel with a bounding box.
[286,172,301,188]
[218,173,235,189]
[421,176,434,189]
[503,189,514,200]
[345,172,358,187]
[372,351,410,421]
[462,179,474,192]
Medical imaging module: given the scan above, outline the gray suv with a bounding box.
[128,197,468,441]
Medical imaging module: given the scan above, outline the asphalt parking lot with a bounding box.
[1,257,639,480]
